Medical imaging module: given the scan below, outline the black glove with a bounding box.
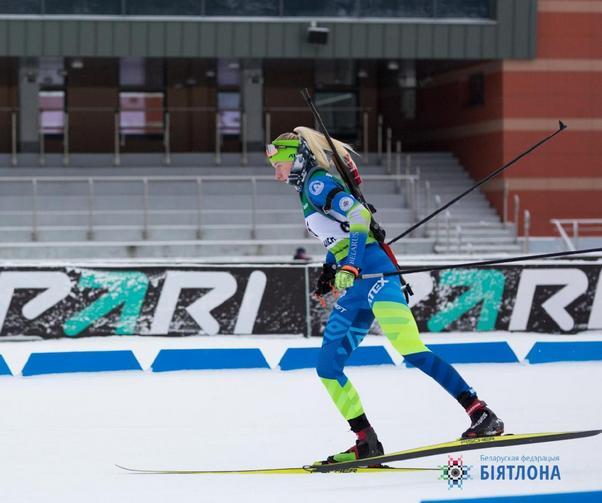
[314,263,337,296]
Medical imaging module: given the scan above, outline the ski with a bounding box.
[308,429,601,473]
[116,430,600,475]
[115,464,437,475]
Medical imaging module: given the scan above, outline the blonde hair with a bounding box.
[274,127,356,171]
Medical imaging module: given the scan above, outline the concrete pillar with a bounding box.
[18,58,40,153]
[241,59,263,149]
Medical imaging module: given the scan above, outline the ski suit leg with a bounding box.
[316,289,375,421]
[368,276,474,400]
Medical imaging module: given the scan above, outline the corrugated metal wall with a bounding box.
[0,0,536,59]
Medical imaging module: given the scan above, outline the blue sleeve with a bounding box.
[306,175,371,270]
[305,175,344,209]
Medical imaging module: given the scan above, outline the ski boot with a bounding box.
[315,427,384,466]
[462,399,504,438]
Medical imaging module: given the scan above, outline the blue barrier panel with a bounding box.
[22,351,142,376]
[405,342,518,367]
[0,355,12,376]
[424,490,602,502]
[279,346,393,371]
[526,341,602,364]
[151,348,270,372]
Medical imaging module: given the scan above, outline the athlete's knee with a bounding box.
[315,362,332,380]
[372,300,428,356]
[315,353,344,380]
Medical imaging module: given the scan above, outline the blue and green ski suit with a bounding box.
[301,168,474,422]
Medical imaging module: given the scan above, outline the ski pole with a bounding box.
[359,247,602,279]
[387,121,568,245]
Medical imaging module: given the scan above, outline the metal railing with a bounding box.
[263,106,373,150]
[431,193,456,252]
[523,209,530,253]
[434,194,442,245]
[2,105,386,167]
[513,194,520,242]
[0,173,419,242]
[503,183,522,235]
[502,179,509,225]
[429,189,531,254]
[551,219,602,251]
[505,191,533,252]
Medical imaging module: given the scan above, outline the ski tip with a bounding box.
[116,464,141,473]
[472,429,602,439]
[584,429,602,436]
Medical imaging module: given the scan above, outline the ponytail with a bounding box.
[274,127,356,172]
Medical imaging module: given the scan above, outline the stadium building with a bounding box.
[0,0,599,257]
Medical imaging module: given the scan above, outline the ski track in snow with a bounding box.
[0,334,601,503]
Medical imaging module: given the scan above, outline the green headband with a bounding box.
[266,139,301,163]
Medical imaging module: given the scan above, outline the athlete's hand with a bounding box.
[314,263,336,296]
[334,265,360,290]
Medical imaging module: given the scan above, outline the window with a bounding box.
[206,0,277,16]
[38,57,65,88]
[437,0,494,19]
[217,59,241,87]
[45,0,121,14]
[217,59,241,136]
[218,92,241,136]
[119,58,164,89]
[119,58,166,136]
[314,92,357,138]
[0,0,41,14]
[314,60,357,141]
[125,0,198,15]
[282,0,356,16]
[39,91,65,135]
[315,60,355,89]
[359,0,433,18]
[119,92,165,135]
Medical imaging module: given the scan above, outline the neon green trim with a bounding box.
[268,139,300,162]
[320,377,365,420]
[372,301,429,356]
[329,237,377,263]
[348,204,371,231]
[331,452,357,463]
[272,139,300,148]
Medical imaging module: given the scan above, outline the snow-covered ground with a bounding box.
[0,334,601,503]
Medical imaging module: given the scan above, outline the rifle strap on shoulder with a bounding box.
[323,187,344,212]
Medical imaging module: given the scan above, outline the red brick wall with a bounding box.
[412,1,602,235]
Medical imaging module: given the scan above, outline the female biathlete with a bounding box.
[266,126,504,465]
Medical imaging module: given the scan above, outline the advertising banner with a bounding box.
[0,263,600,338]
